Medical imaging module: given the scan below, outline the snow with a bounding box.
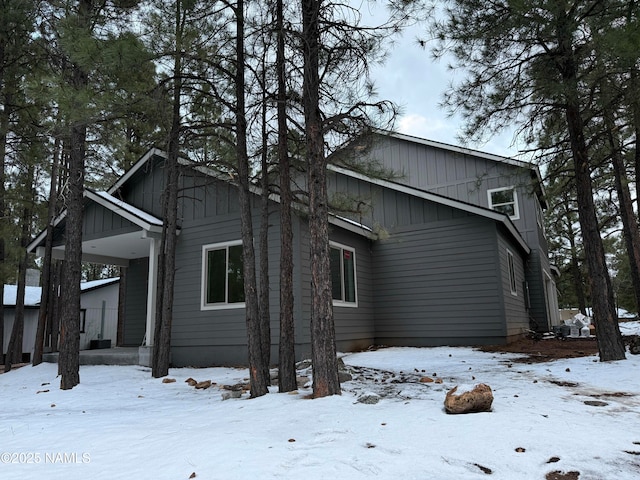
[3,285,42,307]
[3,278,119,307]
[2,328,640,479]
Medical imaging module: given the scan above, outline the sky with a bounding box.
[363,2,522,159]
[2,328,640,480]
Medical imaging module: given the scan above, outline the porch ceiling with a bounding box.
[48,231,155,267]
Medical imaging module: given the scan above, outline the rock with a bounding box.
[185,377,198,386]
[296,376,310,388]
[420,377,434,383]
[357,393,381,404]
[162,378,176,383]
[195,380,212,390]
[296,359,312,370]
[338,371,353,383]
[444,384,493,414]
[221,390,242,400]
[629,336,640,355]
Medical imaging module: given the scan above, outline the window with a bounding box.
[330,243,357,306]
[507,249,517,296]
[202,241,245,309]
[80,309,87,333]
[488,187,519,220]
[535,196,546,236]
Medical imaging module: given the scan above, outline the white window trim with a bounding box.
[201,240,246,311]
[488,186,520,220]
[330,241,358,308]
[507,249,518,296]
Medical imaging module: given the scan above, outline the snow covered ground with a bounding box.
[2,323,640,480]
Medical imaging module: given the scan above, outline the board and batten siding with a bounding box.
[372,216,508,346]
[82,200,139,241]
[122,257,148,346]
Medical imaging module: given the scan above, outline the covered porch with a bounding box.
[28,190,169,367]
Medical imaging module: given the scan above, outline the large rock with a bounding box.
[444,384,493,414]
[629,336,640,355]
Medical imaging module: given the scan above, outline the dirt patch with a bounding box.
[480,338,599,363]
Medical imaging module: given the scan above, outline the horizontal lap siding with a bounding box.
[170,181,283,365]
[373,217,505,345]
[497,233,529,336]
[295,222,375,357]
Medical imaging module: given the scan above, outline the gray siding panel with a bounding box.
[123,257,147,346]
[497,233,529,336]
[372,217,505,346]
[82,201,139,240]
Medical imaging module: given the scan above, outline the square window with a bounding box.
[202,241,245,309]
[488,187,519,220]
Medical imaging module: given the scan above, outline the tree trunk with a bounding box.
[555,7,625,361]
[236,0,268,397]
[302,0,341,397]
[33,140,60,366]
[277,0,297,393]
[259,63,271,373]
[605,112,640,313]
[152,1,183,379]
[58,122,86,389]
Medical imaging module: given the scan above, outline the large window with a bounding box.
[330,242,357,306]
[202,241,245,309]
[488,186,519,220]
[507,249,518,296]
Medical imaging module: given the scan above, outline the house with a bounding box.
[27,132,559,367]
[2,277,120,362]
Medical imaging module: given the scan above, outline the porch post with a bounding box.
[145,236,159,346]
[139,234,159,367]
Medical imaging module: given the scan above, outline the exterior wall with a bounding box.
[294,221,376,360]
[372,217,508,346]
[79,283,119,350]
[497,232,529,337]
[169,171,281,366]
[82,201,139,242]
[122,257,148,346]
[118,154,166,218]
[2,308,39,361]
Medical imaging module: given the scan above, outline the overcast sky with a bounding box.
[364,4,522,159]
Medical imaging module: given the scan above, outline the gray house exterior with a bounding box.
[28,132,558,367]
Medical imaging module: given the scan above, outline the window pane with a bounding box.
[491,189,513,205]
[206,249,226,304]
[343,249,356,302]
[227,244,245,303]
[495,203,515,217]
[330,247,342,300]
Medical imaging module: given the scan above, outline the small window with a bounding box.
[80,309,87,333]
[202,241,245,309]
[507,249,517,296]
[535,196,546,236]
[330,243,357,306]
[488,187,519,220]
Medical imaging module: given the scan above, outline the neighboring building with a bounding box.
[27,132,559,367]
[2,278,120,361]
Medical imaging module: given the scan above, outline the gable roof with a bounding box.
[27,190,164,254]
[370,130,547,208]
[329,164,531,254]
